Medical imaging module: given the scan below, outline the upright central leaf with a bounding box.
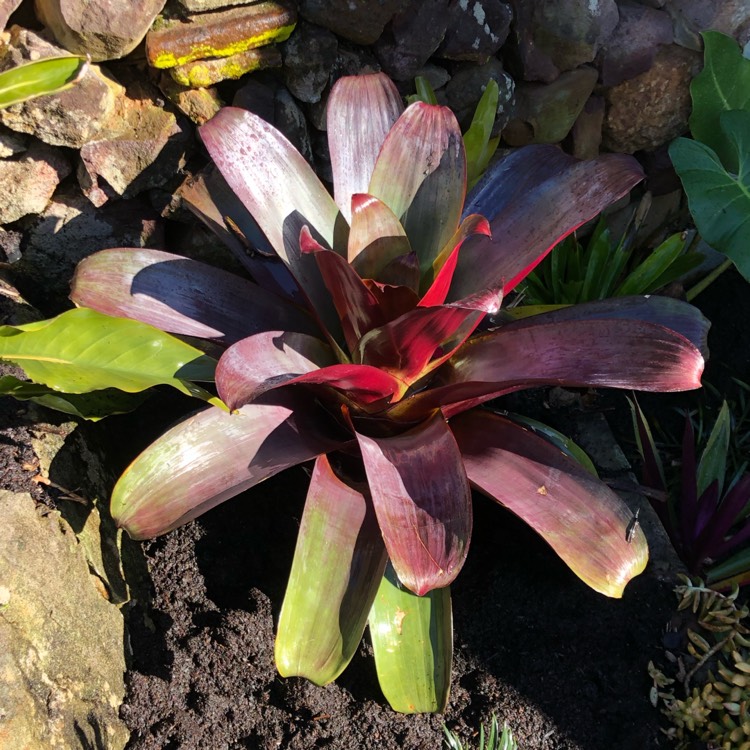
[353,412,472,595]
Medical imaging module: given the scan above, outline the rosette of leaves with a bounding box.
[61,73,710,712]
[631,399,750,589]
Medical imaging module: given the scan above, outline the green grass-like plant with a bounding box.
[443,714,518,750]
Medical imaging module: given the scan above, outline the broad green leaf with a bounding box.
[275,455,387,684]
[0,374,149,420]
[0,308,217,402]
[689,31,750,172]
[670,110,750,283]
[113,396,343,538]
[368,564,452,713]
[453,410,648,597]
[0,55,85,109]
[697,401,731,498]
[327,73,404,224]
[354,412,472,596]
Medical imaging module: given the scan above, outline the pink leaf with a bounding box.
[452,409,648,597]
[354,412,472,595]
[327,73,403,224]
[200,107,346,333]
[71,248,316,344]
[112,395,343,539]
[393,297,707,419]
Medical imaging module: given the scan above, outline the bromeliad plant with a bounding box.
[63,73,710,712]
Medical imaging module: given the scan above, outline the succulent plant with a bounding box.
[650,577,750,749]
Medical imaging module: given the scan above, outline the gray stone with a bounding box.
[503,67,598,145]
[14,188,163,309]
[412,62,451,92]
[444,58,514,129]
[0,141,70,224]
[158,74,224,124]
[34,0,166,61]
[666,0,750,50]
[274,86,313,164]
[0,124,26,158]
[438,0,512,63]
[375,0,450,81]
[0,492,129,750]
[603,44,701,153]
[77,77,191,206]
[598,2,673,86]
[298,0,409,45]
[0,27,121,148]
[512,0,619,82]
[0,0,21,30]
[571,94,604,160]
[282,20,338,103]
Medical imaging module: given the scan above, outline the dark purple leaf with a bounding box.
[450,148,644,299]
[354,412,472,595]
[452,409,648,597]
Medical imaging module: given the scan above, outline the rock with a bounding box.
[0,226,21,263]
[0,141,70,224]
[77,78,191,206]
[34,0,167,61]
[232,73,275,121]
[597,2,673,87]
[412,62,451,92]
[0,124,26,158]
[282,20,338,103]
[13,188,163,311]
[374,0,450,81]
[603,44,701,153]
[176,0,256,9]
[665,0,750,51]
[444,58,515,129]
[0,0,21,30]
[570,94,604,160]
[511,0,619,82]
[438,0,512,63]
[298,0,409,45]
[503,67,597,146]
[170,44,281,86]
[0,27,121,148]
[146,2,296,69]
[0,490,129,750]
[159,73,223,123]
[274,86,313,164]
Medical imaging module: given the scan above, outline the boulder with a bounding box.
[503,67,598,145]
[0,0,21,30]
[158,74,223,124]
[444,58,515,129]
[34,0,167,60]
[375,0,450,81]
[598,2,673,87]
[146,2,296,69]
[438,0,512,63]
[0,141,70,224]
[603,44,701,153]
[665,0,750,50]
[0,27,121,148]
[298,0,409,45]
[282,20,338,103]
[511,0,619,82]
[170,44,281,87]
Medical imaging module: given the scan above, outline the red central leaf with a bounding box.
[353,412,472,595]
